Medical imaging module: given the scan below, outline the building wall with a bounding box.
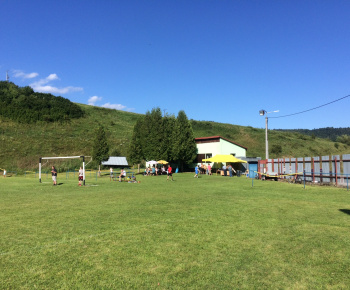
[219,139,246,157]
[197,142,221,157]
[196,138,246,158]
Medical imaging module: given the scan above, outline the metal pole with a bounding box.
[265,116,269,160]
[82,156,85,186]
[39,158,42,183]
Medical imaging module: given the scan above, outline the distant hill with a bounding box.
[0,83,349,172]
[0,81,84,123]
[275,127,350,142]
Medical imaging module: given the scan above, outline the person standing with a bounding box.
[229,164,236,177]
[194,165,199,178]
[78,166,84,186]
[167,165,173,181]
[51,166,57,186]
[110,167,114,181]
[3,169,6,178]
[222,164,227,176]
[228,164,233,177]
[208,164,212,175]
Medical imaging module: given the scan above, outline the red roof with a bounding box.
[195,136,247,150]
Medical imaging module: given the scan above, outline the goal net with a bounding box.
[39,156,90,185]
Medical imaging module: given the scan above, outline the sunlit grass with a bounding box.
[1,174,350,288]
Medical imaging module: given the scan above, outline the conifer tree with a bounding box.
[172,110,197,171]
[128,118,144,171]
[142,108,163,160]
[92,125,109,166]
[159,114,176,161]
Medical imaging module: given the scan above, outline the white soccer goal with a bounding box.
[39,156,91,185]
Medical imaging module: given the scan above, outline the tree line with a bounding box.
[127,108,197,171]
[0,81,85,123]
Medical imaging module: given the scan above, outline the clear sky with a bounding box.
[1,0,349,130]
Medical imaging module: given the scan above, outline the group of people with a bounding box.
[143,164,174,180]
[194,164,212,177]
[221,164,237,177]
[50,165,84,186]
[47,164,174,185]
[194,163,237,177]
[144,165,168,176]
[110,167,127,182]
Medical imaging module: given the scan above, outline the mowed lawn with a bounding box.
[1,173,350,289]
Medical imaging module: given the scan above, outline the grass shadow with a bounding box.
[339,209,350,215]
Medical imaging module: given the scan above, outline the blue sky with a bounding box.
[1,0,349,129]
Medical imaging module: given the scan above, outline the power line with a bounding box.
[270,94,350,119]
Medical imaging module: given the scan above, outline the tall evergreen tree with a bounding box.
[140,110,152,160]
[172,110,197,171]
[92,125,110,166]
[128,118,144,171]
[159,114,176,161]
[142,108,163,161]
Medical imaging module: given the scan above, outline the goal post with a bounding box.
[39,155,90,185]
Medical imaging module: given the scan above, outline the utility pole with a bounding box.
[259,109,279,160]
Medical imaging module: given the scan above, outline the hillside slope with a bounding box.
[0,104,140,170]
[0,104,349,171]
[276,127,350,142]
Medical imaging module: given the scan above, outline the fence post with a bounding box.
[334,157,338,186]
[303,170,306,189]
[330,170,333,184]
[320,168,323,183]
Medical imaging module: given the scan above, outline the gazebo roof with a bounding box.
[101,156,129,166]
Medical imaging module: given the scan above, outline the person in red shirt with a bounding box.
[167,165,173,181]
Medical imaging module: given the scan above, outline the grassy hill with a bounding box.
[0,104,140,171]
[276,127,350,142]
[1,103,349,172]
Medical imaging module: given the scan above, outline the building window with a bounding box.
[196,153,213,163]
[197,154,205,163]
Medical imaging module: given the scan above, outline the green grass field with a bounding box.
[1,173,350,289]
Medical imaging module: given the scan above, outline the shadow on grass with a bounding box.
[339,209,350,215]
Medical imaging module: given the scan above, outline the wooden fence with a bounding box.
[258,154,350,186]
